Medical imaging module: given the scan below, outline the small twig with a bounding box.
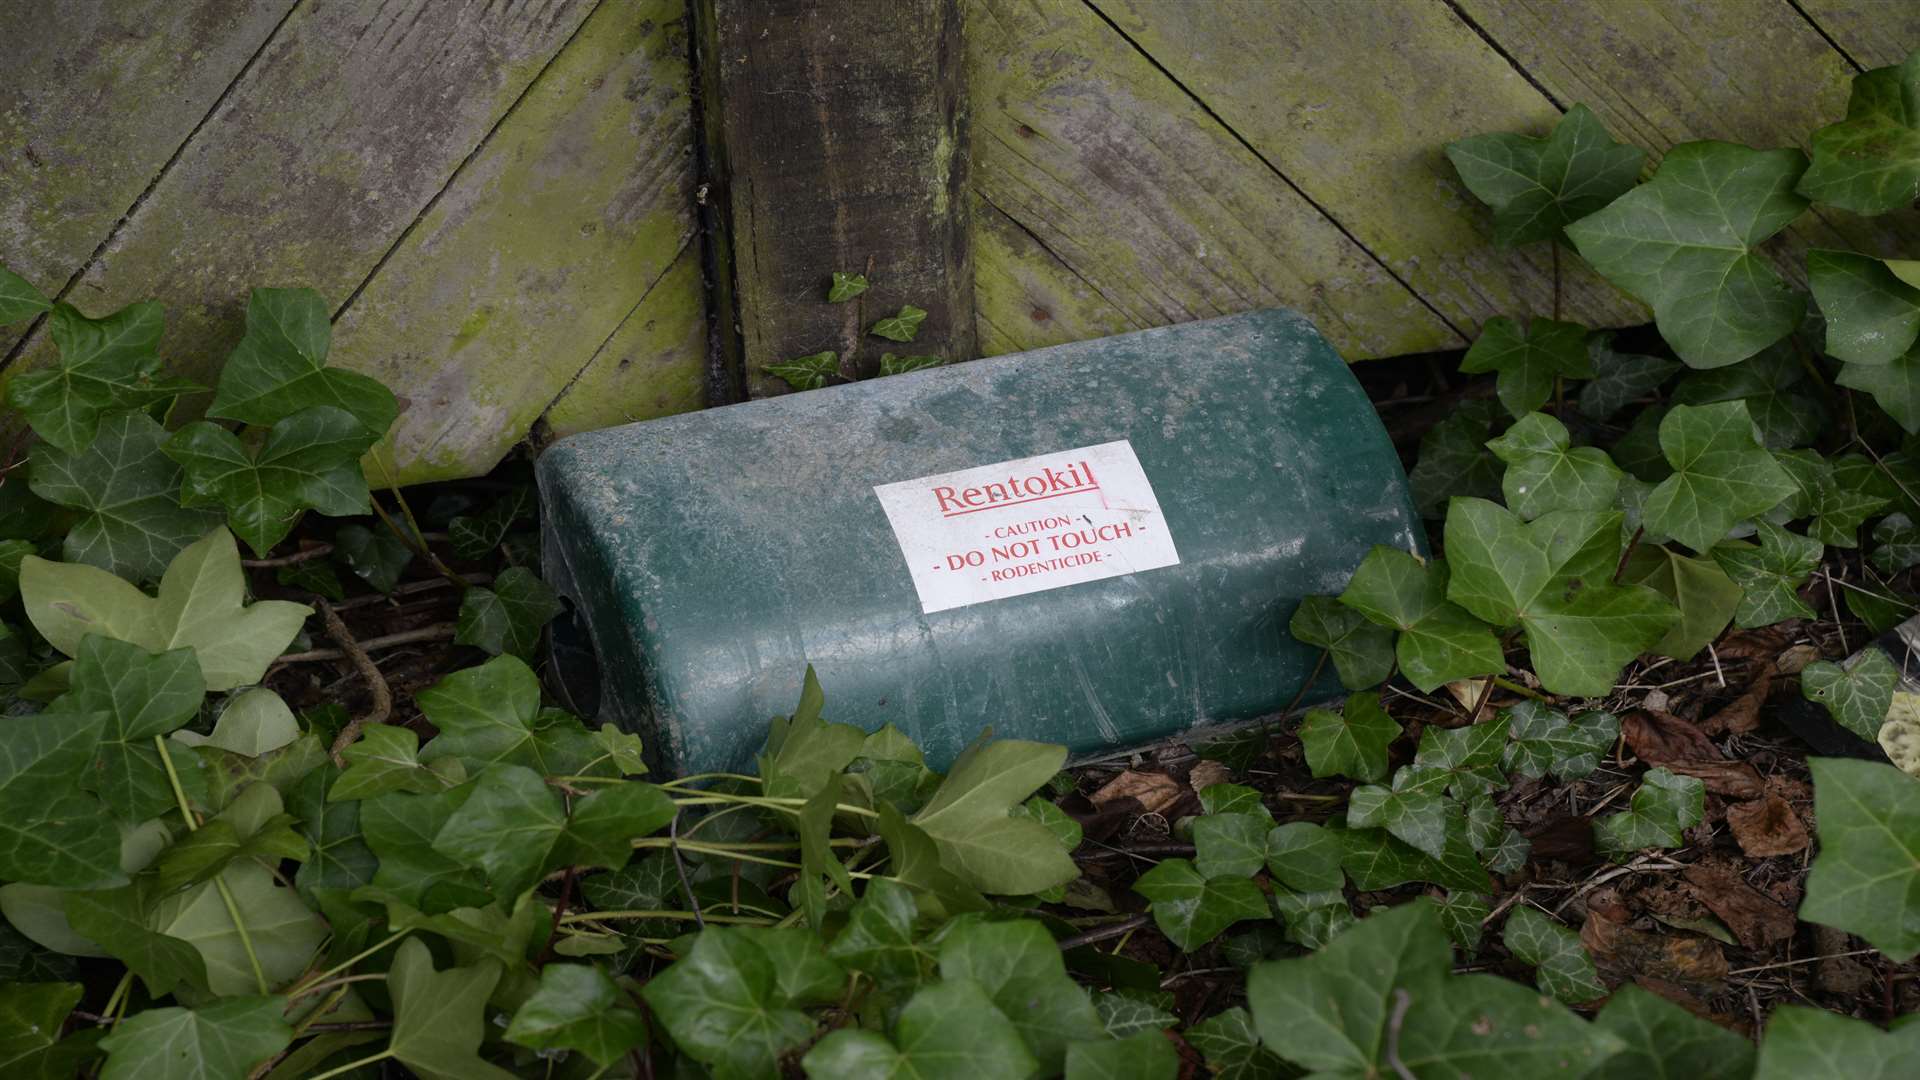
[1728,948,1880,975]
[276,622,457,664]
[318,600,393,765]
[1057,914,1150,952]
[1384,989,1417,1080]
[669,810,705,929]
[1613,527,1645,584]
[535,867,579,968]
[328,573,489,612]
[1705,641,1727,689]
[242,543,335,568]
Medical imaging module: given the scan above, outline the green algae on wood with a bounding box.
[1791,0,1920,70]
[966,0,1456,361]
[540,242,707,442]
[331,0,697,485]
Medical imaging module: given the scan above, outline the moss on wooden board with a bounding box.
[541,241,706,442]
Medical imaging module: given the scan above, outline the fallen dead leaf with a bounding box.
[1700,667,1772,735]
[1090,770,1184,817]
[1682,861,1796,949]
[1813,925,1874,995]
[1186,760,1232,792]
[1664,760,1766,799]
[1726,794,1810,857]
[1622,709,1722,765]
[1581,915,1728,993]
[1774,643,1819,676]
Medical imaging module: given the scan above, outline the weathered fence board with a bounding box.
[967,0,1457,360]
[542,241,706,439]
[0,0,293,357]
[330,0,698,483]
[1798,0,1920,69]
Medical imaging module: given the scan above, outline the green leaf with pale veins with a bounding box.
[1672,344,1826,449]
[870,304,929,343]
[288,771,376,901]
[908,734,1076,895]
[1873,513,1920,575]
[826,877,936,986]
[333,523,411,592]
[1589,984,1756,1080]
[646,928,818,1079]
[6,301,197,453]
[331,724,450,801]
[1265,821,1344,892]
[1502,702,1617,780]
[446,487,533,561]
[826,272,869,302]
[1801,757,1920,960]
[1445,104,1645,246]
[1444,501,1675,695]
[1092,992,1177,1040]
[1802,650,1898,741]
[97,995,291,1080]
[1289,594,1396,689]
[1184,1006,1288,1080]
[207,287,396,437]
[360,784,492,913]
[1133,858,1269,950]
[1340,821,1490,893]
[1487,411,1621,519]
[1064,1029,1179,1080]
[0,711,122,888]
[1459,317,1592,418]
[63,887,208,997]
[150,862,325,995]
[1412,715,1513,798]
[431,764,563,898]
[1193,811,1269,879]
[1579,334,1680,420]
[1338,546,1504,692]
[1297,690,1400,783]
[1798,51,1920,214]
[802,977,1038,1080]
[0,264,51,323]
[1247,900,1622,1078]
[415,654,583,775]
[454,567,560,658]
[937,919,1103,1073]
[55,635,205,820]
[1409,398,1505,517]
[765,351,839,391]
[1435,891,1490,950]
[1348,783,1455,860]
[1503,906,1605,1004]
[1566,141,1808,368]
[1839,347,1920,433]
[0,980,92,1080]
[879,353,944,376]
[1753,1005,1920,1080]
[1641,401,1797,551]
[1809,249,1920,364]
[165,405,373,557]
[1622,545,1741,660]
[1593,768,1704,858]
[1713,521,1821,627]
[385,937,516,1080]
[29,411,223,582]
[505,963,647,1068]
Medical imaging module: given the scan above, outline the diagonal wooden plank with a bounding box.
[1452,0,1920,262]
[973,197,1142,357]
[539,240,706,443]
[331,0,697,484]
[1092,0,1643,338]
[0,0,596,403]
[0,0,293,357]
[1795,0,1920,69]
[967,0,1460,361]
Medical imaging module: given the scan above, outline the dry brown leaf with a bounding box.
[1580,915,1728,993]
[1714,626,1791,664]
[1700,667,1772,735]
[1622,710,1722,765]
[1774,644,1820,676]
[1664,760,1766,799]
[1682,861,1796,949]
[1090,770,1184,817]
[1726,794,1810,857]
[1186,760,1233,792]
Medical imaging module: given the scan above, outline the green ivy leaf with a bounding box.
[826,877,936,986]
[1340,822,1491,893]
[1297,690,1401,783]
[0,264,51,324]
[29,411,223,582]
[1247,901,1621,1077]
[1809,250,1920,364]
[1338,546,1505,692]
[1502,702,1617,780]
[1412,715,1513,799]
[1265,821,1344,892]
[1566,141,1808,368]
[333,524,411,592]
[1798,51,1920,214]
[1642,402,1797,551]
[275,557,343,600]
[0,539,32,605]
[207,288,397,438]
[1578,334,1680,420]
[96,995,291,1080]
[1801,757,1920,960]
[1445,501,1675,695]
[332,724,448,801]
[0,980,95,1079]
[454,568,560,659]
[1064,1029,1179,1080]
[287,772,376,902]
[1802,650,1898,741]
[1460,317,1592,418]
[1672,345,1825,449]
[1133,858,1268,950]
[51,636,204,820]
[1445,104,1645,246]
[742,926,847,1007]
[165,406,373,557]
[6,301,197,453]
[447,488,533,561]
[870,305,929,343]
[62,887,207,998]
[1408,398,1505,517]
[1712,521,1821,627]
[1289,595,1395,690]
[1622,546,1741,660]
[360,784,492,913]
[937,919,1103,1073]
[504,963,647,1067]
[174,686,299,758]
[802,977,1038,1080]
[1487,411,1621,519]
[646,928,818,1078]
[1775,450,1892,548]
[1593,768,1704,858]
[430,765,563,898]
[0,711,122,888]
[384,937,516,1080]
[1434,891,1490,951]
[1092,992,1177,1039]
[759,666,864,800]
[1589,984,1756,1080]
[826,272,869,302]
[908,734,1076,895]
[150,783,307,894]
[1193,812,1270,879]
[765,351,839,391]
[20,528,310,690]
[1873,513,1920,575]
[879,353,945,376]
[1184,1006,1288,1080]
[415,655,589,776]
[1752,1005,1920,1079]
[1838,348,1920,433]
[1348,783,1455,861]
[1502,906,1604,1004]
[1196,783,1272,821]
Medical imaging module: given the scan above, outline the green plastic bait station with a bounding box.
[538,309,1421,775]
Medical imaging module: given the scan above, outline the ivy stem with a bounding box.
[631,836,868,852]
[156,735,270,996]
[658,772,763,789]
[99,972,132,1025]
[557,909,773,926]
[660,840,886,878]
[670,792,879,819]
[286,972,388,1004]
[304,1048,394,1080]
[1490,676,1547,702]
[292,928,411,995]
[292,986,351,1039]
